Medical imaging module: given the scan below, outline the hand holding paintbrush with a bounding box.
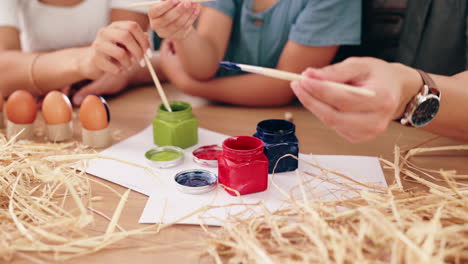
[290,58,413,143]
[128,0,206,112]
[142,0,202,41]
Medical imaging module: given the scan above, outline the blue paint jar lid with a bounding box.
[174,169,217,194]
[144,146,185,169]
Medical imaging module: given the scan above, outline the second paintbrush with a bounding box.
[219,62,376,97]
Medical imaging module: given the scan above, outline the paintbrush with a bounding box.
[144,55,172,112]
[219,61,376,97]
[128,0,216,8]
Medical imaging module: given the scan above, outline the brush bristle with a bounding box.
[219,61,241,71]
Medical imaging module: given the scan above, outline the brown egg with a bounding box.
[6,90,37,124]
[79,95,110,130]
[42,91,72,124]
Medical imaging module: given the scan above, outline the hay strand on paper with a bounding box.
[1,125,467,264]
[202,145,468,264]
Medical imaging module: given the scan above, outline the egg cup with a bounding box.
[46,121,72,142]
[6,120,34,140]
[82,126,111,148]
[0,112,4,129]
[0,98,4,129]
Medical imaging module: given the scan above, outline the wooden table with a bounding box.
[17,85,468,263]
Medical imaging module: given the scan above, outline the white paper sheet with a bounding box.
[139,154,387,226]
[80,126,229,196]
[81,125,387,226]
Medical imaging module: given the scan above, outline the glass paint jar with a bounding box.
[254,119,299,173]
[218,136,268,196]
[152,101,198,149]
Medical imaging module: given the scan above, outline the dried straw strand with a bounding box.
[202,144,468,264]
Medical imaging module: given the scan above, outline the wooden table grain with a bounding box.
[14,85,468,264]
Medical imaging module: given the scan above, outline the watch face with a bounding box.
[411,98,440,127]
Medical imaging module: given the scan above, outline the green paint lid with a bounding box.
[145,146,185,169]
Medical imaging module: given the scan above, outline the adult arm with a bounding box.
[291,57,468,142]
[0,8,149,97]
[0,27,87,96]
[424,71,468,140]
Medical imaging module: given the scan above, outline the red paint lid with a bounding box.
[192,145,222,168]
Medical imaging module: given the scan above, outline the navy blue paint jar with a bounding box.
[253,119,299,173]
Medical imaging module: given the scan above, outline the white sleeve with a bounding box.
[111,0,146,13]
[0,0,20,28]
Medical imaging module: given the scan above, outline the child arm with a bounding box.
[162,41,338,106]
[173,6,233,81]
[149,3,233,81]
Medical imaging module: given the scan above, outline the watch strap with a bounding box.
[416,69,437,90]
[399,69,440,126]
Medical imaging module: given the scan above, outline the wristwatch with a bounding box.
[400,69,441,127]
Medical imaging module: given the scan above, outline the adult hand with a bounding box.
[291,57,421,143]
[148,0,200,41]
[72,72,130,106]
[79,21,151,80]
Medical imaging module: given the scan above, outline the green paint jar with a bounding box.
[152,101,198,149]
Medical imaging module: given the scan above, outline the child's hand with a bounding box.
[149,0,201,41]
[79,21,150,79]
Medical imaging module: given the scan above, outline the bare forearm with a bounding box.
[149,4,232,80]
[166,42,339,107]
[0,49,86,96]
[182,74,295,106]
[173,29,220,80]
[395,63,468,141]
[424,72,468,140]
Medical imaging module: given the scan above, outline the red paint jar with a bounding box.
[218,136,269,196]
